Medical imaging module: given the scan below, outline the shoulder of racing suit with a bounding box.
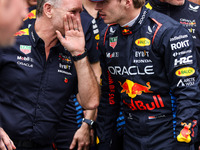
[101,6,187,54]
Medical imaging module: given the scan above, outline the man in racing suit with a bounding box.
[91,0,200,149]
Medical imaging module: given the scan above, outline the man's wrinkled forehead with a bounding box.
[60,0,82,10]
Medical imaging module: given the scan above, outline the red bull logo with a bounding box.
[14,28,29,36]
[23,9,36,21]
[123,95,164,111]
[177,120,197,143]
[119,79,153,98]
[122,29,132,35]
[177,122,192,143]
[59,55,71,62]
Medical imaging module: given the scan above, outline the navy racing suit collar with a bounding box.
[120,6,151,35]
[29,23,63,52]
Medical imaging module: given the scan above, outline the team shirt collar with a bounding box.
[29,23,41,48]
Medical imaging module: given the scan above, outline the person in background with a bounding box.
[0,0,100,150]
[0,0,28,47]
[21,0,37,29]
[91,0,200,149]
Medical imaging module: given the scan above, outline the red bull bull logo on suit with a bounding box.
[119,79,165,111]
[119,79,153,98]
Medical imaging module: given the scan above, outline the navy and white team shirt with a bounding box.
[0,24,78,145]
[53,8,103,149]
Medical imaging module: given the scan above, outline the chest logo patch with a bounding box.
[175,67,195,77]
[109,36,118,49]
[20,45,31,55]
[135,38,151,47]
